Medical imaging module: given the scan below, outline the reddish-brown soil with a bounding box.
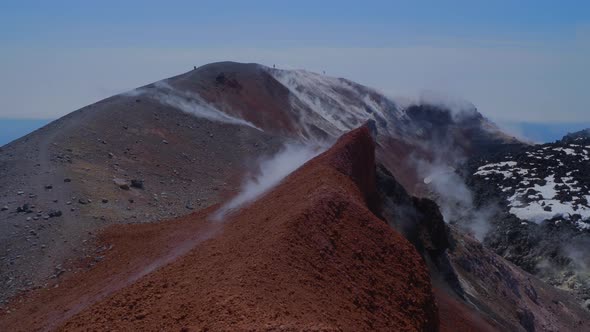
[1,126,439,331]
[0,205,223,331]
[435,288,497,332]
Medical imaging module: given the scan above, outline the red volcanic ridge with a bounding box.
[5,126,439,331]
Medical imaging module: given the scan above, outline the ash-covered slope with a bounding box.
[467,130,590,304]
[0,84,284,302]
[1,126,439,331]
[0,61,520,302]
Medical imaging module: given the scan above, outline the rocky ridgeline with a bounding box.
[469,134,590,230]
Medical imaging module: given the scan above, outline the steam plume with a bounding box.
[124,81,261,130]
[211,143,326,221]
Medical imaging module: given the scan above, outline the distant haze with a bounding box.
[1,1,588,143]
[0,119,52,146]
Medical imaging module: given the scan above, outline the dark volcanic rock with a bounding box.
[130,179,144,189]
[16,203,32,214]
[466,132,590,301]
[48,210,62,218]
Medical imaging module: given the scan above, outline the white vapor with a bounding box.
[124,81,261,130]
[211,143,326,221]
[419,160,493,241]
[413,131,495,241]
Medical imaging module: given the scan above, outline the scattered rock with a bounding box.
[54,265,65,277]
[130,179,144,189]
[45,185,53,190]
[102,199,109,204]
[16,204,32,214]
[17,191,24,195]
[113,178,130,190]
[48,210,62,218]
[64,178,72,183]
[162,140,169,144]
[1,206,8,211]
[78,198,90,205]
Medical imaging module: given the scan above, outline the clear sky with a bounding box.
[1,1,589,127]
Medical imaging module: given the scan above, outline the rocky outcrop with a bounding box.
[467,132,590,302]
[377,158,590,331]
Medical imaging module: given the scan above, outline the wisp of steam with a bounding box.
[123,81,261,130]
[411,119,495,241]
[211,143,326,221]
[421,161,493,241]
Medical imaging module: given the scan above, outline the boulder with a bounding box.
[48,210,62,218]
[130,179,144,189]
[113,178,130,190]
[16,204,32,213]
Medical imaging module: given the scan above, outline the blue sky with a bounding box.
[3,1,588,47]
[0,1,589,142]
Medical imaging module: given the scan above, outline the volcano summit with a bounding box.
[0,62,588,331]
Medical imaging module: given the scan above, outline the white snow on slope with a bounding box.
[553,147,576,155]
[507,174,590,224]
[475,155,590,230]
[269,68,402,138]
[474,161,528,179]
